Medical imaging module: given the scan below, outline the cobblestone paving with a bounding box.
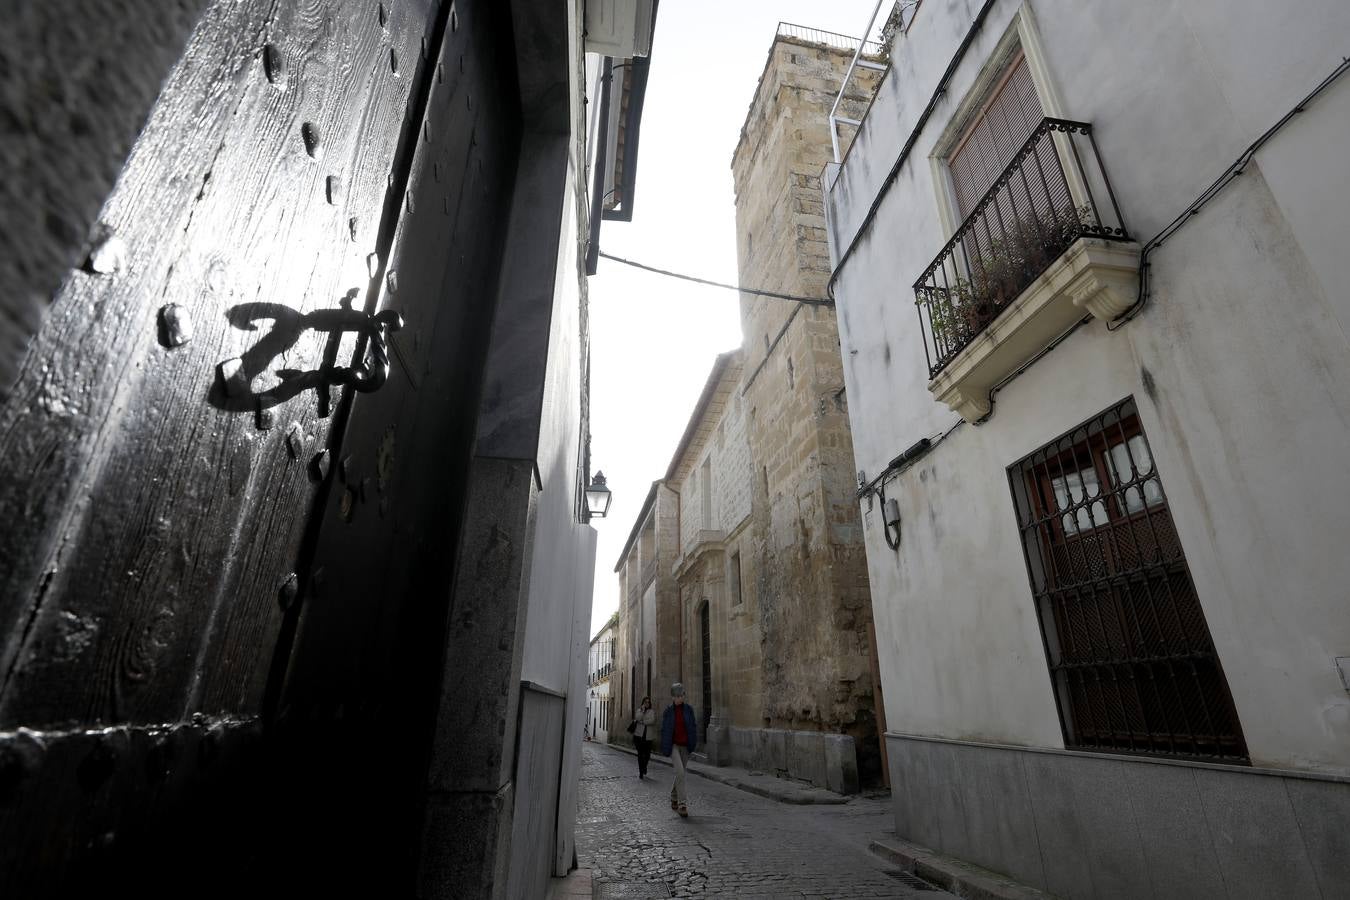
[575,743,953,899]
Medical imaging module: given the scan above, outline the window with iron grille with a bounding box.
[1008,399,1248,761]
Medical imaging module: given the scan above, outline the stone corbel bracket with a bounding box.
[928,238,1142,423]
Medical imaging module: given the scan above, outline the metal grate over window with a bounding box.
[1008,399,1248,761]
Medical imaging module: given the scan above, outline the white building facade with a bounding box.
[588,618,616,743]
[825,1,1350,896]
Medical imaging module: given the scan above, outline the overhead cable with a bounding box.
[598,251,833,306]
[1111,54,1350,329]
[857,417,963,500]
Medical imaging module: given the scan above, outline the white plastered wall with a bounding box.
[827,0,1350,772]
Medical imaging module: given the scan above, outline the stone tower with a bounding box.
[731,30,885,783]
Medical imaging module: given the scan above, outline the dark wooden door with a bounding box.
[0,0,518,892]
[266,0,521,884]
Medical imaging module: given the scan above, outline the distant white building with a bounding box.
[824,0,1350,896]
[587,617,616,743]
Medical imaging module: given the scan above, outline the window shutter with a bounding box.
[949,53,1044,220]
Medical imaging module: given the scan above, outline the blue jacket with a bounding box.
[660,702,698,755]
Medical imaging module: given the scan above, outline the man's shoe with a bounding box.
[670,798,679,810]
[678,805,688,818]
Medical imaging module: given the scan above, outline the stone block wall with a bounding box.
[664,354,753,734]
[726,726,860,795]
[728,36,884,784]
[674,520,761,736]
[720,525,762,731]
[714,392,754,532]
[611,479,686,736]
[676,388,751,558]
[653,484,683,703]
[630,36,885,788]
[677,469,704,556]
[0,0,214,397]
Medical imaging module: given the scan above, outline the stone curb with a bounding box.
[598,741,848,805]
[546,866,593,899]
[868,837,1057,900]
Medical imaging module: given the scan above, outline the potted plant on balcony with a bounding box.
[925,202,1087,353]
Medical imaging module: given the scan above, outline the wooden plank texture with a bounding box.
[0,0,439,727]
[276,0,518,748]
[0,0,214,399]
[259,3,523,888]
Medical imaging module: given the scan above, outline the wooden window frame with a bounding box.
[1025,415,1158,547]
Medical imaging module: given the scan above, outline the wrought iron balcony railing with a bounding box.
[913,119,1131,379]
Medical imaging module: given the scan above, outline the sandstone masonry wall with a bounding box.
[670,354,763,733]
[730,37,884,783]
[653,485,683,703]
[614,36,884,786]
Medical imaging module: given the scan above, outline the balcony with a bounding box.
[913,119,1139,422]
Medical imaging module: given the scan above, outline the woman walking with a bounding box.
[632,696,657,778]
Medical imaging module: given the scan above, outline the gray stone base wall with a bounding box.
[886,733,1350,899]
[715,726,859,794]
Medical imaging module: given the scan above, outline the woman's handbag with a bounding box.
[626,719,637,735]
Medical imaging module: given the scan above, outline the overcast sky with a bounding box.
[588,0,880,636]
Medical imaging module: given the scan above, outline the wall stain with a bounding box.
[1140,365,1158,404]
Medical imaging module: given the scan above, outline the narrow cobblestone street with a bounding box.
[573,743,953,898]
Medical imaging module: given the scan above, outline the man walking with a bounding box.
[660,682,698,818]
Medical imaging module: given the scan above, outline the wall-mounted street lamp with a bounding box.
[585,470,613,519]
[883,497,902,551]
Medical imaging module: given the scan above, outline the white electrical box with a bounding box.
[585,0,655,58]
